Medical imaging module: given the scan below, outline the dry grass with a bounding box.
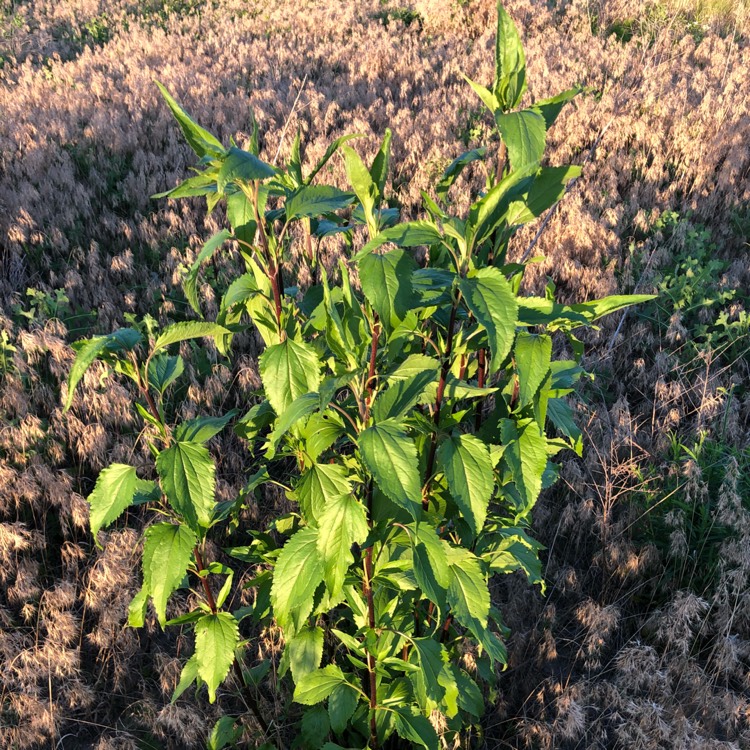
[1,0,749,747]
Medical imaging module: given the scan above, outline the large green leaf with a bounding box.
[370,128,392,196]
[458,268,518,374]
[195,612,240,703]
[437,434,494,536]
[148,352,184,394]
[411,523,450,611]
[155,81,224,158]
[217,146,275,192]
[87,463,140,539]
[372,365,438,422]
[153,322,230,353]
[328,683,360,735]
[356,220,443,260]
[358,248,418,331]
[493,4,527,111]
[266,392,319,457]
[156,442,216,531]
[171,653,199,703]
[359,421,422,520]
[495,109,546,172]
[342,146,378,234]
[535,87,580,128]
[259,338,321,416]
[514,332,552,407]
[293,664,350,705]
[410,637,449,707]
[142,522,196,626]
[174,411,237,444]
[392,707,439,750]
[316,493,369,598]
[271,526,325,636]
[500,418,547,517]
[436,147,488,200]
[286,185,355,220]
[285,625,324,682]
[504,165,581,227]
[295,463,352,525]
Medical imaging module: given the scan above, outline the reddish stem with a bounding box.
[193,547,217,613]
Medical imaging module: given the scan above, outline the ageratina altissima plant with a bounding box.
[64,5,652,748]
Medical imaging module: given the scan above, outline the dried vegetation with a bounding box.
[1,0,749,747]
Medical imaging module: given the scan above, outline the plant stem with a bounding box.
[193,546,217,613]
[363,314,380,423]
[423,298,459,510]
[474,347,486,431]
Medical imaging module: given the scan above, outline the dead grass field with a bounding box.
[1,0,749,747]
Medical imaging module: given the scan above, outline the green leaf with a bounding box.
[458,268,518,374]
[535,87,580,129]
[271,526,325,636]
[500,418,547,517]
[127,586,149,628]
[495,109,546,172]
[306,133,363,184]
[285,626,325,682]
[301,705,331,748]
[195,612,240,703]
[174,411,238,443]
[226,189,257,246]
[155,81,224,158]
[370,128,392,196]
[547,398,582,456]
[217,146,275,192]
[156,442,216,531]
[317,493,369,598]
[153,321,230,353]
[505,165,581,227]
[65,329,143,411]
[411,524,450,610]
[259,338,321,416]
[461,72,499,113]
[372,366,438,422]
[450,665,484,717]
[208,716,242,750]
[142,522,196,627]
[295,463,352,525]
[355,220,443,261]
[286,185,355,220]
[328,683,359,735]
[410,637,448,706]
[359,421,422,520]
[359,248,418,331]
[183,229,232,313]
[392,707,439,750]
[514,332,552,407]
[152,171,218,200]
[436,147,487,200]
[172,653,199,703]
[571,294,657,322]
[148,352,184,394]
[266,393,320,458]
[299,411,345,462]
[342,145,377,234]
[87,463,140,539]
[436,434,494,536]
[493,4,527,111]
[293,664,349,705]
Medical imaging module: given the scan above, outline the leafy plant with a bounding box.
[64,4,651,748]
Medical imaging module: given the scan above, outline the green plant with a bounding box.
[64,5,651,748]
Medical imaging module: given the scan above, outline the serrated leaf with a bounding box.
[500,418,547,517]
[359,421,422,520]
[148,352,184,394]
[372,366,438,422]
[286,626,325,683]
[293,664,349,705]
[286,185,355,220]
[226,189,257,246]
[392,707,439,750]
[217,146,275,192]
[458,268,518,374]
[328,683,359,735]
[259,338,321,416]
[156,442,216,531]
[514,332,552,407]
[317,493,368,598]
[505,165,581,227]
[358,248,418,332]
[301,704,330,748]
[271,527,325,636]
[437,434,494,536]
[535,87,580,128]
[142,522,196,626]
[495,109,546,173]
[155,81,224,158]
[410,637,448,707]
[411,523,450,611]
[207,716,242,750]
[87,463,139,539]
[295,463,352,526]
[355,220,443,261]
[153,321,230,353]
[195,612,240,703]
[266,392,319,457]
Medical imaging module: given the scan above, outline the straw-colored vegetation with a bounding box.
[1,0,748,748]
